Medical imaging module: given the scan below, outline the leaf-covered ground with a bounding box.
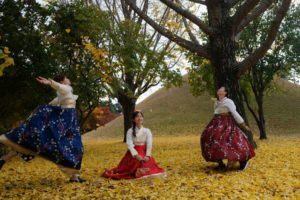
[0,136,299,200]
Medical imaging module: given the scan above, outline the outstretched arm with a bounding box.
[36,76,72,95]
[36,76,51,85]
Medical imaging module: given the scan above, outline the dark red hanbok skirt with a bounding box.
[201,115,255,162]
[102,145,166,179]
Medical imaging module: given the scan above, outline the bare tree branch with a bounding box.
[187,0,207,5]
[230,0,242,8]
[137,0,148,25]
[102,0,122,23]
[176,0,199,44]
[124,0,211,59]
[149,6,170,44]
[167,53,183,69]
[159,0,214,36]
[236,0,292,77]
[236,0,275,34]
[232,0,260,33]
[120,0,131,19]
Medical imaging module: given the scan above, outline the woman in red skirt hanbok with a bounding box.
[201,86,255,170]
[103,111,166,179]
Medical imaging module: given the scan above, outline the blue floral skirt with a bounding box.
[4,104,84,170]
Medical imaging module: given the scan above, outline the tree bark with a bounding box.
[118,93,136,142]
[207,2,257,148]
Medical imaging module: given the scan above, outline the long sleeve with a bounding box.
[126,129,138,157]
[48,79,72,95]
[146,130,152,157]
[49,97,59,106]
[214,101,218,110]
[225,99,244,124]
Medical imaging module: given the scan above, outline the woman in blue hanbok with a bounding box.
[0,75,85,183]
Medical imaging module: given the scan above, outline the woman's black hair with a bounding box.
[53,74,66,83]
[53,74,76,87]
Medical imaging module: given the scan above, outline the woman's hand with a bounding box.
[36,76,51,85]
[245,126,251,131]
[135,155,143,161]
[143,156,150,162]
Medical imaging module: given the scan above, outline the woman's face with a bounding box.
[61,77,71,85]
[134,112,144,125]
[217,87,227,98]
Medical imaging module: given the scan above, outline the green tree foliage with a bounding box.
[239,4,300,139]
[0,0,57,133]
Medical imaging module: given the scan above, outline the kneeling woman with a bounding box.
[0,75,85,182]
[103,111,166,179]
[201,86,255,170]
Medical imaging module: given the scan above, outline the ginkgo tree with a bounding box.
[46,1,112,132]
[0,46,14,76]
[124,0,292,147]
[87,0,185,142]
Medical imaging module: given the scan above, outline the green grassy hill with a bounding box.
[83,75,300,141]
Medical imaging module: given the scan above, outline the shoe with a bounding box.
[0,159,5,170]
[17,152,35,162]
[240,161,249,170]
[215,161,226,170]
[69,177,86,183]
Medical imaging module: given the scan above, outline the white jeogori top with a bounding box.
[48,79,78,108]
[214,97,244,124]
[126,126,152,157]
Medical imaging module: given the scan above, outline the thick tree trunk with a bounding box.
[118,94,136,142]
[208,2,257,148]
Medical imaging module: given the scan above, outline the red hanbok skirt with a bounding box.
[102,145,166,179]
[201,114,255,162]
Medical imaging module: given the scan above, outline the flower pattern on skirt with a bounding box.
[201,115,255,162]
[5,104,84,170]
[103,145,165,179]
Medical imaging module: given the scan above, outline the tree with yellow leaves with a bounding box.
[86,0,184,142]
[0,46,14,76]
[45,1,112,132]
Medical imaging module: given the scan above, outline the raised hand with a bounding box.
[245,126,251,131]
[36,76,51,85]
